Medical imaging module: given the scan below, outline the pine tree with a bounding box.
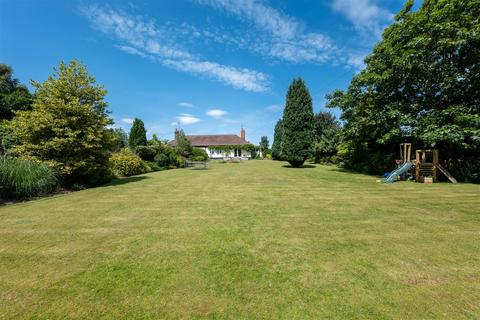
[128,118,147,150]
[272,119,284,160]
[281,78,314,167]
[10,60,113,185]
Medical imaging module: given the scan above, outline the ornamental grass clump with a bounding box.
[0,157,58,199]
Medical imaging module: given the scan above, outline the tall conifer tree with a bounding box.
[281,78,314,167]
[128,118,147,150]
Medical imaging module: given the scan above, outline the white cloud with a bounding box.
[176,113,200,125]
[117,45,148,58]
[266,104,283,112]
[331,0,394,36]
[196,0,299,40]
[194,0,335,64]
[121,118,134,124]
[346,52,367,71]
[82,5,269,92]
[164,59,268,92]
[206,109,228,118]
[178,102,194,108]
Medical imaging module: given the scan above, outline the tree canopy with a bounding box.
[327,0,480,181]
[282,78,315,167]
[313,111,341,163]
[259,136,269,152]
[10,60,113,185]
[0,64,32,120]
[129,118,147,150]
[174,129,193,158]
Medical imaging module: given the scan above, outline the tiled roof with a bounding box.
[169,134,248,147]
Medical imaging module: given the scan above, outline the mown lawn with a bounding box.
[1,160,479,319]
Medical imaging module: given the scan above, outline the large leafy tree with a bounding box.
[271,119,284,160]
[282,78,315,167]
[327,0,480,181]
[313,111,341,163]
[0,64,32,121]
[128,118,147,150]
[10,60,113,185]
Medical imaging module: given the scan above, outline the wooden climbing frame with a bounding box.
[399,143,412,163]
[415,149,439,182]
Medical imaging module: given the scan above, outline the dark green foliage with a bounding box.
[251,148,258,159]
[282,78,315,167]
[128,118,147,150]
[313,112,341,163]
[154,143,183,168]
[0,64,32,121]
[145,161,163,172]
[327,0,480,181]
[0,156,58,199]
[190,147,208,161]
[272,119,284,160]
[0,121,15,155]
[110,128,128,152]
[136,145,158,162]
[260,136,269,149]
[175,129,193,158]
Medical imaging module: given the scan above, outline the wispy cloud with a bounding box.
[82,5,269,92]
[196,0,299,40]
[206,109,228,118]
[121,118,134,124]
[266,104,283,112]
[176,113,201,125]
[331,0,394,36]
[163,59,268,92]
[194,0,335,64]
[178,102,194,108]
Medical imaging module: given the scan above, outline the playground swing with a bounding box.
[384,143,457,184]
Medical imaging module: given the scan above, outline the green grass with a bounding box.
[1,160,479,319]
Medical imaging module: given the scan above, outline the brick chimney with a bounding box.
[240,128,246,142]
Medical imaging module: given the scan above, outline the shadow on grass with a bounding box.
[330,167,382,178]
[102,175,150,187]
[282,164,316,169]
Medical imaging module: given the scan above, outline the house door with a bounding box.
[235,149,242,157]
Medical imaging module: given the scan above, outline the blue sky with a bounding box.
[1,0,413,144]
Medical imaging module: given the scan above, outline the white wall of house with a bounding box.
[200,147,251,159]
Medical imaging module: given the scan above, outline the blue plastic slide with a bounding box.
[384,162,414,183]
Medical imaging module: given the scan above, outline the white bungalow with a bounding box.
[169,128,253,159]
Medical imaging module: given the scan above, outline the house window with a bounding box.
[235,149,242,157]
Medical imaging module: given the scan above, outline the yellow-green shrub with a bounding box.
[110,152,149,177]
